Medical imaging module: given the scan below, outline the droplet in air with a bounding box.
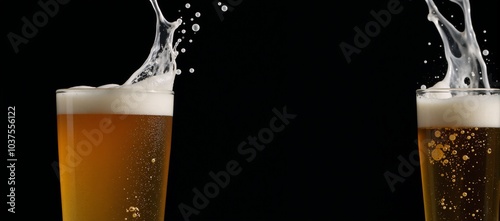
[192,24,200,32]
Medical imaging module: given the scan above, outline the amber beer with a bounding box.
[416,88,500,221]
[56,88,174,221]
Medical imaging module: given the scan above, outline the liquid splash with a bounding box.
[123,0,182,90]
[425,0,490,89]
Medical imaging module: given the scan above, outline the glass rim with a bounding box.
[56,87,174,94]
[416,88,500,94]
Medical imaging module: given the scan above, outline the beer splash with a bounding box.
[122,0,182,91]
[424,0,490,89]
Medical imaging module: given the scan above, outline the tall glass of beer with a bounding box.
[416,88,500,221]
[56,87,174,221]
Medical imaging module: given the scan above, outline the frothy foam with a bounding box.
[417,92,500,128]
[56,88,173,116]
[418,1,499,127]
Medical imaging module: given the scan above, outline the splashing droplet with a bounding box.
[123,0,182,90]
[425,0,490,88]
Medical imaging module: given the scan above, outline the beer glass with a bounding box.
[56,87,174,221]
[416,88,500,221]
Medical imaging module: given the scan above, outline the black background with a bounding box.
[2,0,499,220]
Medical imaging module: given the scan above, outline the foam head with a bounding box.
[56,86,174,116]
[417,89,500,128]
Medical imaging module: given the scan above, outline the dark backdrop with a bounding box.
[2,0,498,220]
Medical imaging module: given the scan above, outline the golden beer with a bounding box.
[56,88,174,221]
[416,89,500,221]
[418,127,500,221]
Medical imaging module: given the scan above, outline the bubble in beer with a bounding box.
[126,206,140,218]
[462,155,469,161]
[436,144,443,150]
[151,158,156,163]
[449,134,457,141]
[432,148,445,161]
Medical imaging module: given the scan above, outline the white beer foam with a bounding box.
[417,94,500,128]
[57,76,173,116]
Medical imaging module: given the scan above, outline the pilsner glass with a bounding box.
[416,88,500,221]
[56,87,174,221]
